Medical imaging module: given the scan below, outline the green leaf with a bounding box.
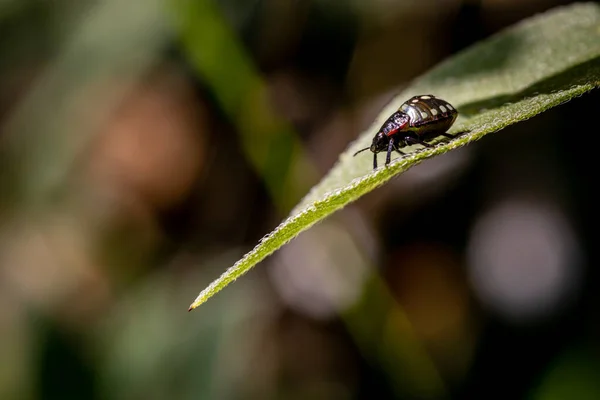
[189,3,600,310]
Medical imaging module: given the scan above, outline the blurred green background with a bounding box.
[1,0,599,399]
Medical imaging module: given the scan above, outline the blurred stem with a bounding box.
[345,276,447,397]
[171,0,318,212]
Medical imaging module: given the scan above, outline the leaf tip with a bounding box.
[188,299,203,311]
[188,293,208,311]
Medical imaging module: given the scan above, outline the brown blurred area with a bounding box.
[1,0,599,399]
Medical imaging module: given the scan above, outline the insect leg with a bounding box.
[404,135,433,148]
[373,153,377,169]
[393,143,405,156]
[440,133,456,139]
[385,138,394,165]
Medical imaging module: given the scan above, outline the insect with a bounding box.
[353,95,458,169]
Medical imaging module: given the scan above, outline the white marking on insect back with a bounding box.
[439,105,447,113]
[446,104,454,110]
[420,111,428,119]
[431,108,438,116]
[411,98,419,103]
[406,107,420,122]
[420,95,431,99]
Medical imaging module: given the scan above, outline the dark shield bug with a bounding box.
[354,95,458,169]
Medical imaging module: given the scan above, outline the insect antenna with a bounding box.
[353,147,370,157]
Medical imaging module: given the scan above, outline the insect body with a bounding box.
[354,95,458,169]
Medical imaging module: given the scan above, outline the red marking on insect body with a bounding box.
[385,127,400,137]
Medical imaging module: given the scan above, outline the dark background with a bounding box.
[0,0,598,399]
